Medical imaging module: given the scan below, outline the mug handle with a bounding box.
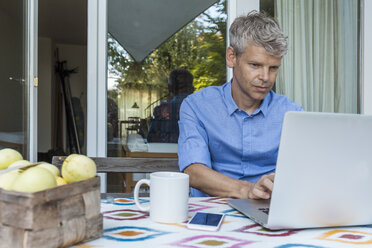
[134,179,150,211]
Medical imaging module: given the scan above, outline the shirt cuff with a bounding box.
[178,145,212,172]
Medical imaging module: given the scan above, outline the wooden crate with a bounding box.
[0,176,103,248]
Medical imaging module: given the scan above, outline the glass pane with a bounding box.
[107,0,227,158]
[106,0,227,193]
[0,0,26,156]
[38,0,88,163]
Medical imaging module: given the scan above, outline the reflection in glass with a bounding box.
[0,0,26,156]
[107,0,227,158]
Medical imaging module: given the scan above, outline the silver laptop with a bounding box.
[227,111,372,230]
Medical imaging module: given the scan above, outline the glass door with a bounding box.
[0,0,37,160]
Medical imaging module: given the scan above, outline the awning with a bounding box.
[108,0,218,62]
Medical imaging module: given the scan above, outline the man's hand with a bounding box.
[247,173,275,199]
[185,164,275,199]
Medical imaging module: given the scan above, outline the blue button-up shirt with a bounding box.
[178,81,303,196]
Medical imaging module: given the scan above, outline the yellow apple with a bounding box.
[12,167,57,193]
[61,154,96,183]
[0,170,20,190]
[8,160,32,168]
[0,148,23,170]
[56,176,67,186]
[37,163,60,177]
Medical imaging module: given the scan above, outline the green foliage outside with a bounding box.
[108,0,227,96]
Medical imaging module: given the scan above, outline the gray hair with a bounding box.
[229,11,288,57]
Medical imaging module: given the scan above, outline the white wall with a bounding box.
[38,37,53,152]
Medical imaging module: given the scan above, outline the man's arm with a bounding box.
[184,163,274,199]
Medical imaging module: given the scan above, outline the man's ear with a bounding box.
[226,46,236,69]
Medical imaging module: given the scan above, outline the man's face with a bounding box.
[226,43,282,108]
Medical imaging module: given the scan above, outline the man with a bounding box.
[147,68,194,143]
[178,11,303,199]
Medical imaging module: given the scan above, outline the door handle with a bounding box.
[9,76,25,84]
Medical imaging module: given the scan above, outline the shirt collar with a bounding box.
[223,80,239,115]
[254,91,271,117]
[223,80,272,117]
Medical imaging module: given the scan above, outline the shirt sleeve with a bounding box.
[296,105,304,112]
[178,98,212,172]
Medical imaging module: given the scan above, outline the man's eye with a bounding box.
[250,63,259,67]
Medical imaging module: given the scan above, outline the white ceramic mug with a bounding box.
[134,171,189,223]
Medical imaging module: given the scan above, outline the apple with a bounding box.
[37,163,60,177]
[0,170,20,190]
[56,176,67,186]
[12,167,57,193]
[8,160,32,168]
[61,154,96,183]
[0,148,23,170]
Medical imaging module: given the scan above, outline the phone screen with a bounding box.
[189,212,223,227]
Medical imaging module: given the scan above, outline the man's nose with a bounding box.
[258,67,270,82]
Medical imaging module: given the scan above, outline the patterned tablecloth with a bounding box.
[76,197,372,248]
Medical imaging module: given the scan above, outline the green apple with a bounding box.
[0,148,23,170]
[61,154,96,183]
[12,167,57,193]
[0,170,20,190]
[8,160,32,168]
[37,163,60,177]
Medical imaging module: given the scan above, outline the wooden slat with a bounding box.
[1,201,59,230]
[101,192,149,199]
[125,152,177,158]
[58,194,85,220]
[0,224,25,248]
[61,216,86,247]
[44,176,100,202]
[82,190,101,218]
[24,226,62,248]
[0,189,38,206]
[84,214,103,242]
[52,156,180,173]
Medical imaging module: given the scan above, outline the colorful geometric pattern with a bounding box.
[80,197,372,247]
[103,209,148,221]
[188,203,212,212]
[275,244,327,248]
[103,226,170,242]
[101,197,149,206]
[234,224,298,237]
[318,230,372,244]
[201,197,228,205]
[170,235,254,247]
[160,221,188,229]
[75,244,99,248]
[222,208,248,219]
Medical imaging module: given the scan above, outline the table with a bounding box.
[76,197,372,248]
[119,119,142,140]
[122,144,178,158]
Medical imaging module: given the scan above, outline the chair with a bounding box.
[52,156,179,197]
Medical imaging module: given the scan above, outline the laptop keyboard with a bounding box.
[258,207,269,215]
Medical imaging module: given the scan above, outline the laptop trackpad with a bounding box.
[227,199,270,225]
